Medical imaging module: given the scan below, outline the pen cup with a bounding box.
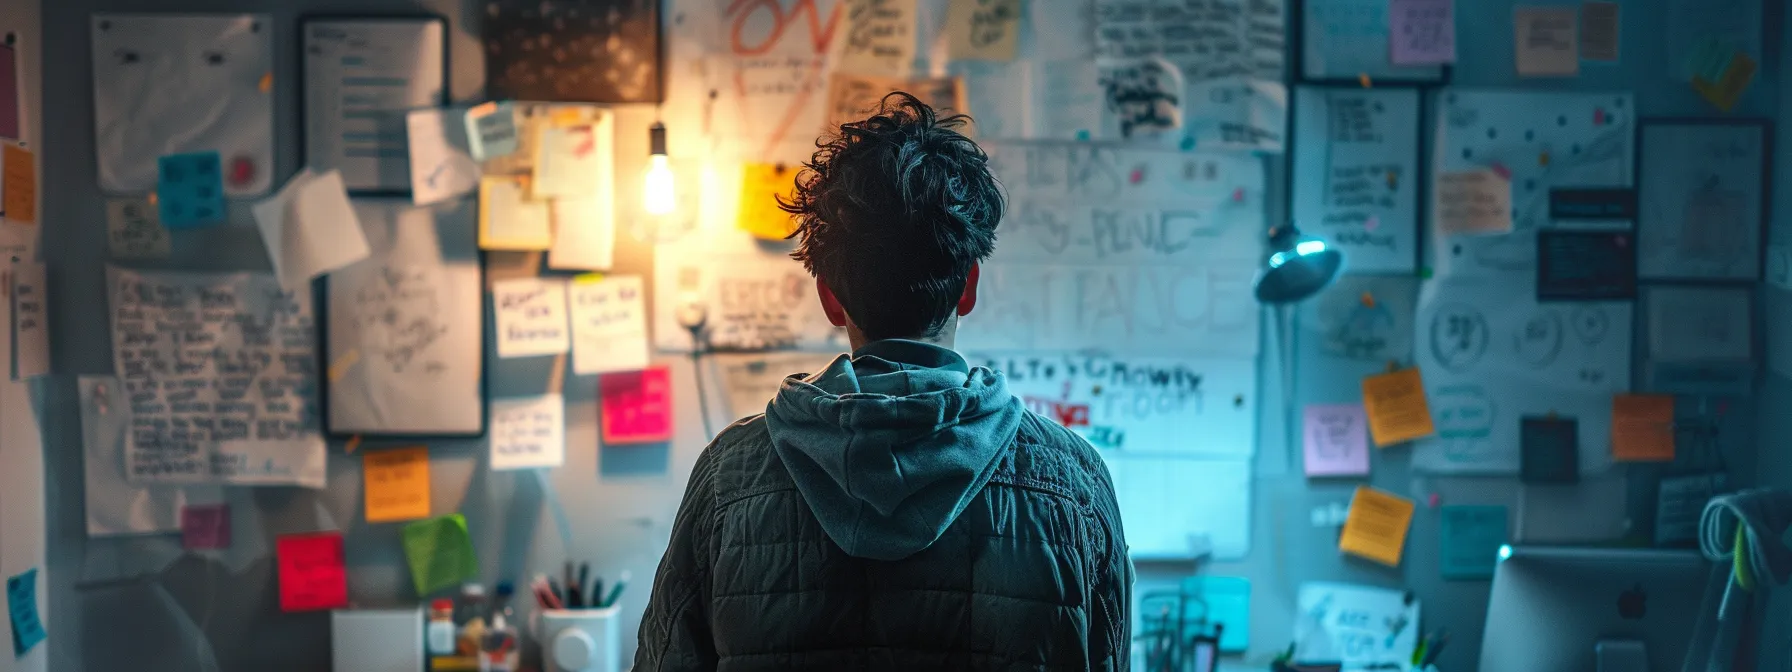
[535,606,622,672]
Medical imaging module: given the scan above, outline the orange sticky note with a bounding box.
[277,532,348,612]
[737,163,799,240]
[1361,368,1435,446]
[3,144,36,224]
[1339,486,1416,566]
[364,446,431,523]
[1612,394,1675,462]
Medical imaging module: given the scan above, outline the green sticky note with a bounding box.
[403,514,478,596]
[1440,505,1508,580]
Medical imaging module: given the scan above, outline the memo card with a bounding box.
[7,568,45,656]
[1612,394,1675,462]
[1537,230,1636,301]
[1360,368,1435,447]
[1440,505,1507,580]
[277,531,349,612]
[92,14,275,196]
[363,446,431,523]
[1520,415,1579,484]
[181,503,232,550]
[1338,486,1415,566]
[156,152,227,229]
[601,366,674,445]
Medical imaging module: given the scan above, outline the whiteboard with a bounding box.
[1105,455,1252,560]
[325,199,484,437]
[302,17,447,194]
[1291,87,1422,273]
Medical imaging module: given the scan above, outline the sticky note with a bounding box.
[490,394,567,471]
[2,144,35,223]
[532,122,608,198]
[737,163,799,240]
[1513,7,1579,77]
[569,274,650,375]
[1440,505,1508,580]
[403,514,478,597]
[106,198,172,258]
[156,152,227,229]
[492,278,571,358]
[1360,368,1435,447]
[465,101,519,160]
[364,446,431,523]
[1338,486,1415,566]
[1520,415,1579,483]
[181,503,232,550]
[478,176,552,250]
[1436,170,1513,235]
[277,532,349,612]
[1303,404,1371,477]
[945,0,1022,61]
[1613,394,1675,461]
[251,168,372,289]
[7,568,45,656]
[1579,1,1620,62]
[1693,51,1757,112]
[601,366,674,445]
[1388,0,1456,65]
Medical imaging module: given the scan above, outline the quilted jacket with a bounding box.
[635,340,1132,671]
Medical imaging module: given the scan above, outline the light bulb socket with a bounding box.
[649,122,668,157]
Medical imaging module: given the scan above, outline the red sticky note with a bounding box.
[181,504,231,550]
[277,532,348,612]
[600,366,674,445]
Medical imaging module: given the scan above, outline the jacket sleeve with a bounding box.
[1089,450,1134,672]
[634,446,723,672]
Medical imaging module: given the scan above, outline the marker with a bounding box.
[601,570,631,608]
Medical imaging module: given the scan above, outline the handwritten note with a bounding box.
[1389,0,1456,64]
[12,261,48,379]
[464,101,519,160]
[364,446,431,523]
[250,169,371,289]
[277,532,349,612]
[490,394,566,470]
[1440,505,1507,579]
[109,268,327,487]
[6,568,44,656]
[1294,582,1420,671]
[569,275,650,375]
[492,278,571,358]
[1579,1,1620,62]
[156,152,226,229]
[406,107,481,206]
[2,144,35,223]
[1514,6,1579,77]
[1613,394,1675,461]
[1338,486,1415,566]
[479,176,552,250]
[549,195,615,271]
[106,199,171,258]
[601,366,674,445]
[1094,0,1285,83]
[181,503,232,550]
[1436,170,1513,235]
[737,163,799,240]
[533,120,609,198]
[833,0,917,76]
[825,73,965,132]
[1304,404,1371,477]
[1099,58,1184,139]
[403,514,478,597]
[946,0,1021,61]
[1360,368,1435,447]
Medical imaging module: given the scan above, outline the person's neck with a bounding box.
[846,323,957,352]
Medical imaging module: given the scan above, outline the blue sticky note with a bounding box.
[156,152,226,229]
[1179,576,1250,652]
[465,102,519,160]
[7,568,45,657]
[1440,505,1508,580]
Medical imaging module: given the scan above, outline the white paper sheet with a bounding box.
[11,261,47,379]
[301,18,445,193]
[1513,7,1579,77]
[1637,122,1766,281]
[569,275,650,375]
[80,375,222,536]
[106,198,171,259]
[493,278,571,358]
[1413,276,1631,474]
[1291,87,1421,273]
[652,235,848,353]
[1294,582,1420,672]
[1093,0,1284,83]
[479,176,552,250]
[1103,454,1252,559]
[489,394,566,470]
[251,169,371,289]
[548,196,615,271]
[1646,286,1752,361]
[326,199,484,435]
[108,267,327,487]
[531,112,613,198]
[406,107,481,205]
[1303,275,1418,364]
[702,1,837,156]
[1431,91,1634,278]
[92,14,275,196]
[1183,77,1287,153]
[832,0,918,76]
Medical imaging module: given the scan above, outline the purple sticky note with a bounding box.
[1389,0,1456,65]
[181,504,231,550]
[1304,404,1372,477]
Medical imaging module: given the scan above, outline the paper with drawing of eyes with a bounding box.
[91,14,274,196]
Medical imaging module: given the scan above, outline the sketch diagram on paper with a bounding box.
[1638,122,1766,281]
[1305,275,1417,363]
[351,267,449,375]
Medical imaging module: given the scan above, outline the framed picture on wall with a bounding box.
[1636,118,1772,282]
[300,15,449,196]
[1640,284,1757,397]
[1296,0,1452,85]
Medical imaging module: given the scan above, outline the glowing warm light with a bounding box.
[643,154,676,216]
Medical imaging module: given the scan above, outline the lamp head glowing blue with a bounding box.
[1253,226,1344,304]
[1498,544,1514,561]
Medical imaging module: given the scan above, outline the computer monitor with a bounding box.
[1479,546,1714,672]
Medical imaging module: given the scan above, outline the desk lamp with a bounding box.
[1253,225,1344,304]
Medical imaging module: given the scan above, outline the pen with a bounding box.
[549,577,564,605]
[1421,632,1450,666]
[564,561,579,608]
[601,570,630,608]
[578,562,591,608]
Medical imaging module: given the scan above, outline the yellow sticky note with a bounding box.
[478,176,552,250]
[1339,486,1416,566]
[364,446,432,523]
[1693,52,1757,112]
[1361,368,1435,446]
[1612,394,1675,462]
[737,163,799,240]
[3,144,37,224]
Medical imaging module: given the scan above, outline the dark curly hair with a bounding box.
[779,92,1004,341]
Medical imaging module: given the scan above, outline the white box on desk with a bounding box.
[333,607,424,672]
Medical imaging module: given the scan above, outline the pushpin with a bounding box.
[1427,493,1441,508]
[1360,291,1376,308]
[147,191,158,206]
[258,72,273,93]
[1233,394,1245,407]
[1358,73,1372,88]
[1232,187,1245,202]
[344,435,363,454]
[1419,266,1434,279]
[1386,360,1400,373]
[1385,169,1399,190]
[229,156,256,189]
[1489,161,1512,179]
[1129,168,1144,184]
[1364,215,1380,232]
[1092,384,1103,395]
[1539,151,1551,167]
[1594,108,1606,125]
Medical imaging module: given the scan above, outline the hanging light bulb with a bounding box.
[643,122,676,216]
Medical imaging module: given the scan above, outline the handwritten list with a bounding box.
[12,261,48,379]
[824,73,965,132]
[109,268,327,487]
[1304,403,1370,477]
[490,394,566,470]
[1436,170,1513,235]
[1094,0,1286,83]
[364,446,431,523]
[833,0,918,76]
[1338,486,1415,566]
[569,275,650,375]
[1514,6,1579,77]
[493,278,571,358]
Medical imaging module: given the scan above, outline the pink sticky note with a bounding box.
[1389,0,1456,65]
[181,504,231,550]
[277,532,348,613]
[601,367,674,445]
[1304,404,1372,477]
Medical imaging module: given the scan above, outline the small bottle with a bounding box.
[477,611,519,672]
[426,599,457,656]
[456,583,489,657]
